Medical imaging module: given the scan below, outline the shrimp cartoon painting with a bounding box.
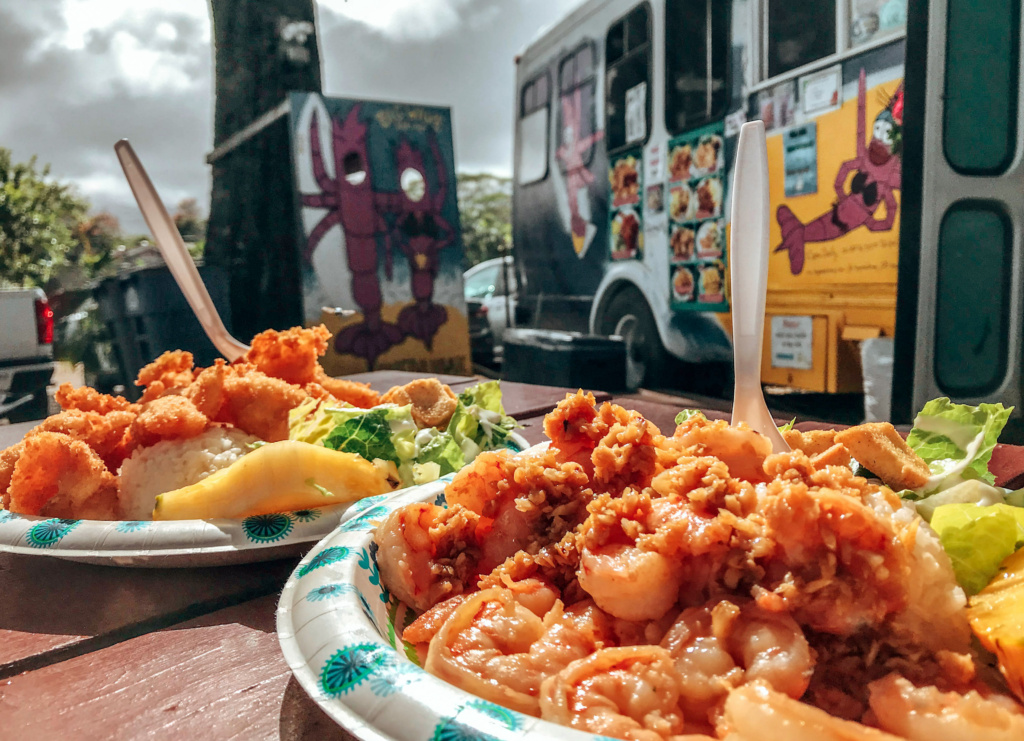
[556,87,605,257]
[775,69,903,275]
[289,93,471,376]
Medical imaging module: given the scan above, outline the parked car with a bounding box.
[466,298,495,367]
[0,287,55,422]
[463,256,516,363]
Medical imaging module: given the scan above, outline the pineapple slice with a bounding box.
[968,546,1024,701]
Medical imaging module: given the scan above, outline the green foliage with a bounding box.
[0,148,89,287]
[457,172,511,268]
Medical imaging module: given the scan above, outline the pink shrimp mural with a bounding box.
[289,93,470,375]
[556,87,604,256]
[774,69,904,275]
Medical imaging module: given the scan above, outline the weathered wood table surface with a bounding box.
[2,374,1024,739]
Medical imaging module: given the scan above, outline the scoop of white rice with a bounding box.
[118,427,261,520]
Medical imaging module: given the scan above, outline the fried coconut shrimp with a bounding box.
[129,395,210,448]
[4,432,118,519]
[215,364,308,442]
[27,409,137,472]
[135,350,196,402]
[55,382,138,415]
[245,324,379,408]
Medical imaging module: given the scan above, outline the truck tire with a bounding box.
[598,287,668,390]
[6,390,49,424]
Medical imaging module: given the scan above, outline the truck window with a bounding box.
[557,43,598,169]
[767,0,836,78]
[934,204,1011,396]
[848,0,906,48]
[465,265,501,299]
[605,3,651,152]
[518,72,551,185]
[664,0,729,135]
[943,0,1019,175]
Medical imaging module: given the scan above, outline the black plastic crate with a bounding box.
[502,329,627,392]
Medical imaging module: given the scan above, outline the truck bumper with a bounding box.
[0,361,54,415]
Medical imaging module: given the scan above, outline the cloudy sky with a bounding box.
[0,0,582,233]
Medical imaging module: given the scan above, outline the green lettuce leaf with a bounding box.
[416,431,466,476]
[906,398,1013,490]
[930,503,1024,594]
[320,405,418,468]
[458,380,506,415]
[675,409,706,425]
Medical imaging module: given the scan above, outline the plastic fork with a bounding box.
[728,121,790,453]
[114,139,250,361]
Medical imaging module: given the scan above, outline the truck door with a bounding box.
[893,0,1024,435]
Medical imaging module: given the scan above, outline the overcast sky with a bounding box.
[0,0,582,233]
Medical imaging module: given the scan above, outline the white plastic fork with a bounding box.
[114,139,250,361]
[728,121,790,453]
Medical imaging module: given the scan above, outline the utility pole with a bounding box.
[205,0,322,339]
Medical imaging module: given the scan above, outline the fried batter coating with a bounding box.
[782,428,839,457]
[671,415,772,483]
[215,366,307,442]
[130,395,209,448]
[27,409,136,472]
[244,324,330,386]
[55,382,138,415]
[312,371,380,408]
[835,423,931,491]
[0,442,24,506]
[382,378,458,429]
[184,360,227,418]
[135,350,196,402]
[6,432,119,519]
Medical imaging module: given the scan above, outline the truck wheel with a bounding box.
[599,288,667,390]
[6,390,49,423]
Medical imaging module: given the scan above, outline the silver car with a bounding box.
[463,256,516,363]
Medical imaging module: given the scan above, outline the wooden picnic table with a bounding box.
[2,373,1024,739]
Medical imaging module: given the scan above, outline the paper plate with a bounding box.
[0,434,529,568]
[276,462,596,741]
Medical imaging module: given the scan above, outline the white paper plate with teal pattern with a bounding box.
[276,467,600,741]
[0,503,359,567]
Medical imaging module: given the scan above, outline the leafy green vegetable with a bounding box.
[416,432,465,476]
[906,398,1013,489]
[458,380,506,415]
[779,419,796,433]
[930,503,1024,594]
[675,409,706,425]
[323,407,411,466]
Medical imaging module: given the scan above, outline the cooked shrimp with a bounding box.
[539,645,685,740]
[659,600,812,724]
[5,432,119,519]
[374,502,488,611]
[579,543,683,622]
[215,365,308,442]
[426,588,600,716]
[27,409,136,472]
[868,673,1024,741]
[129,395,209,448]
[184,360,227,419]
[544,391,661,491]
[720,681,903,740]
[445,448,592,564]
[671,416,772,482]
[311,370,380,408]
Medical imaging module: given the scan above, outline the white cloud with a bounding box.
[54,0,209,50]
[319,0,471,41]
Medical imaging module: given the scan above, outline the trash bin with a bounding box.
[502,329,627,391]
[93,265,232,396]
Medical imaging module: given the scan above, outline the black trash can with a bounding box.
[93,265,233,396]
[502,329,627,392]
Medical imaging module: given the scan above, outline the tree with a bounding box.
[0,147,89,288]
[205,0,322,339]
[458,173,512,268]
[173,198,206,243]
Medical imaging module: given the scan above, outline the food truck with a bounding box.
[510,0,1023,428]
